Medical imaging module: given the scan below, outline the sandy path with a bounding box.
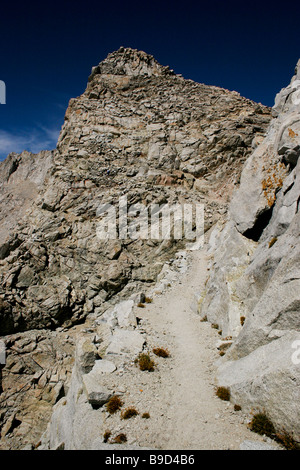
[137,248,274,450]
[100,247,280,450]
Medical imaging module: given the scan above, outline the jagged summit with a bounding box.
[89,47,175,80]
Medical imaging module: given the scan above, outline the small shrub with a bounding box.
[249,413,275,438]
[137,353,155,372]
[211,323,219,330]
[216,386,230,401]
[121,407,139,420]
[145,297,153,303]
[219,351,225,357]
[142,412,150,419]
[200,315,207,322]
[234,404,242,411]
[137,302,145,308]
[275,429,300,450]
[112,433,127,444]
[240,316,246,326]
[153,347,170,358]
[103,430,111,443]
[106,395,123,414]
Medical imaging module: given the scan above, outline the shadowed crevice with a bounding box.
[243,206,274,242]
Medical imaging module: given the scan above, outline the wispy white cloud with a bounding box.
[0,126,61,161]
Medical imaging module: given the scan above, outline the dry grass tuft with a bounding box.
[106,395,123,414]
[103,430,111,443]
[112,433,127,444]
[249,412,275,438]
[216,386,230,401]
[275,429,300,450]
[121,407,139,420]
[153,347,170,358]
[137,353,155,372]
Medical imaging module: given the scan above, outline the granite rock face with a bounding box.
[200,60,300,441]
[0,47,271,336]
[0,328,75,448]
[39,304,146,450]
[0,47,272,449]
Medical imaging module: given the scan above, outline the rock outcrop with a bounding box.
[200,60,300,441]
[0,47,273,449]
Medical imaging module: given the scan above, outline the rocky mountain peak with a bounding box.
[0,48,272,339]
[0,49,275,449]
[89,47,174,81]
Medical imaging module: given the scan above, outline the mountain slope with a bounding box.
[0,48,271,335]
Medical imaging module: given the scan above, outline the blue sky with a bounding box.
[0,0,299,161]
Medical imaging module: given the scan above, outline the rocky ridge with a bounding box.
[0,47,273,449]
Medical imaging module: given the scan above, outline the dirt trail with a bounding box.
[135,248,277,450]
[101,248,281,450]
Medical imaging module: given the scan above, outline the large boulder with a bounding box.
[218,332,300,441]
